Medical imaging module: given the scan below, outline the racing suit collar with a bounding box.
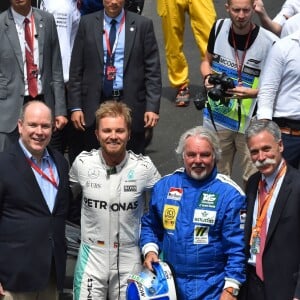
[98,149,129,174]
[183,165,218,186]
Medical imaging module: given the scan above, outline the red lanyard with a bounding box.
[27,157,58,189]
[104,14,125,57]
[231,23,253,85]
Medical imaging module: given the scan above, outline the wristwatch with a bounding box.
[224,287,239,297]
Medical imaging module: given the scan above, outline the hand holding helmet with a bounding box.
[126,261,177,300]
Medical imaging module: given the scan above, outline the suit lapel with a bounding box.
[33,9,44,74]
[124,12,136,72]
[245,173,260,244]
[265,168,292,246]
[5,9,24,74]
[95,12,104,66]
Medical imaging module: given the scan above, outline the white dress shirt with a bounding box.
[256,29,300,120]
[40,0,80,82]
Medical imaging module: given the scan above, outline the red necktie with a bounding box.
[256,180,267,281]
[103,19,117,97]
[24,18,38,98]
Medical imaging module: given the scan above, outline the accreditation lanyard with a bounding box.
[250,161,287,245]
[104,14,125,59]
[231,23,253,86]
[27,157,58,189]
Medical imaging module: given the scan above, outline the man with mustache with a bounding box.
[69,101,160,299]
[240,119,300,300]
[140,126,246,299]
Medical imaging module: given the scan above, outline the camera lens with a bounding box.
[208,87,223,101]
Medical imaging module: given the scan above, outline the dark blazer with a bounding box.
[242,165,300,299]
[68,9,161,132]
[0,8,66,134]
[0,143,70,292]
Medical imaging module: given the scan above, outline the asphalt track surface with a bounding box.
[143,0,285,188]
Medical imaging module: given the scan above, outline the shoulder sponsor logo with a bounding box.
[193,209,216,225]
[163,204,179,230]
[167,187,183,201]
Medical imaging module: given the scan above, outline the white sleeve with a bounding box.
[273,0,298,25]
[256,41,285,120]
[280,13,300,37]
[69,157,82,199]
[145,157,161,189]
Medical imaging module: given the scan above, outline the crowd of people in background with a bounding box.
[0,0,300,299]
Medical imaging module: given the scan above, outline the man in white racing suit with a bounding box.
[69,101,161,299]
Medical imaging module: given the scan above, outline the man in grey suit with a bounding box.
[0,0,67,152]
[68,0,161,162]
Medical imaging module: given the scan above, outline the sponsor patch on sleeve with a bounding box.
[163,204,179,230]
[240,209,247,229]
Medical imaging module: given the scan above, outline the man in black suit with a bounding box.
[240,119,300,300]
[68,0,161,162]
[0,101,70,300]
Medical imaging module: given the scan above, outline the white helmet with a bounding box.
[126,261,177,300]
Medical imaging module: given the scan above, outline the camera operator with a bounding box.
[200,0,278,186]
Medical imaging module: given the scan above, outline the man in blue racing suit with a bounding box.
[140,126,246,300]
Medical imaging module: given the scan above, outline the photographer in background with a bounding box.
[200,0,278,186]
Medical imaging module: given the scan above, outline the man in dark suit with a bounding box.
[68,0,161,162]
[240,119,300,300]
[0,0,67,152]
[0,101,70,300]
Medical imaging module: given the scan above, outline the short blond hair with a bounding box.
[95,101,132,130]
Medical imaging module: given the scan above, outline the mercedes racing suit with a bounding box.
[69,149,161,299]
[140,167,246,300]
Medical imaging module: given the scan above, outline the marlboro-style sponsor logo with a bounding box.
[167,187,183,201]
